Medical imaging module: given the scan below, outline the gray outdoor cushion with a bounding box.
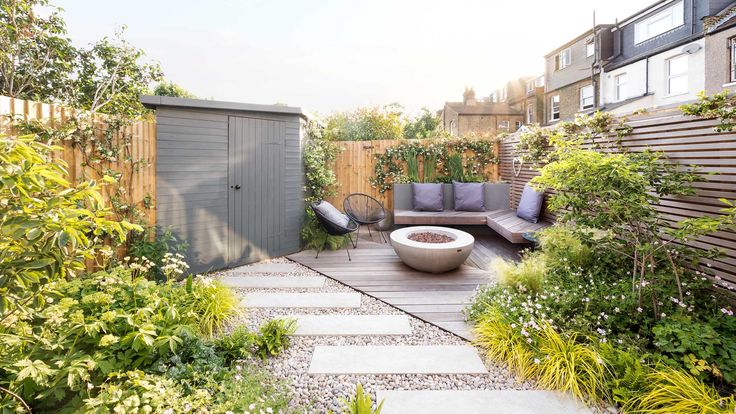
[452,181,485,211]
[516,185,544,223]
[412,183,444,211]
[314,201,350,228]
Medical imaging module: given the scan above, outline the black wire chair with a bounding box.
[343,193,388,248]
[310,201,359,261]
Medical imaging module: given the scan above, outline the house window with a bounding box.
[635,1,684,44]
[550,95,560,121]
[526,104,534,124]
[580,85,594,110]
[586,41,595,58]
[555,48,571,70]
[526,80,535,93]
[667,54,688,96]
[615,73,628,101]
[730,37,736,82]
[499,120,510,130]
[515,121,522,129]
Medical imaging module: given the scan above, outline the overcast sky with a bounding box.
[56,0,647,115]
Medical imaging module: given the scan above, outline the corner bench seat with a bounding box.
[486,210,551,244]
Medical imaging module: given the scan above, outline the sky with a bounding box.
[55,0,647,115]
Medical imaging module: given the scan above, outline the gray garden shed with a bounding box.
[141,96,306,273]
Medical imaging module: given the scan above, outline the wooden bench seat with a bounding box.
[394,209,498,226]
[485,210,551,244]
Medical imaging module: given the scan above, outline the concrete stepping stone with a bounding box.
[308,345,487,374]
[375,390,592,414]
[232,263,299,274]
[292,314,411,336]
[241,292,361,308]
[221,276,325,288]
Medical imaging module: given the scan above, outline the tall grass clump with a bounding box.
[492,252,546,294]
[182,276,240,337]
[536,225,593,270]
[536,324,607,402]
[473,312,537,380]
[625,367,736,414]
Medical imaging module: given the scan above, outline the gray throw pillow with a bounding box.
[412,183,444,211]
[516,185,544,223]
[314,201,350,228]
[452,181,485,211]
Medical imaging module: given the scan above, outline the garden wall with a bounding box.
[500,110,736,287]
[0,95,157,227]
[326,138,500,212]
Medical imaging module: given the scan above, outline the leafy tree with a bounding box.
[324,104,404,141]
[404,107,441,139]
[72,28,163,117]
[0,0,76,101]
[153,81,196,98]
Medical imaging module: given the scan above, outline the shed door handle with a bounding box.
[234,185,241,190]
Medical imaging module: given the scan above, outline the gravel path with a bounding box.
[216,258,532,413]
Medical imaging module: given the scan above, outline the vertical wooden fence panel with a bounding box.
[326,138,500,212]
[0,95,156,227]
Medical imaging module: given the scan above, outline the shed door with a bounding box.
[227,116,285,266]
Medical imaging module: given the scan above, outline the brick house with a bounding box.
[544,25,614,124]
[441,88,524,136]
[704,5,736,94]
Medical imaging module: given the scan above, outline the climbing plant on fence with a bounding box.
[369,137,498,193]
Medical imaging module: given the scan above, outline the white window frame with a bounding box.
[615,73,628,101]
[634,1,685,44]
[666,54,688,96]
[586,41,595,58]
[550,95,560,121]
[556,48,571,70]
[730,37,736,83]
[499,120,510,130]
[580,85,594,110]
[526,104,534,124]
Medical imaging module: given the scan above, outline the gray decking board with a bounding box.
[287,228,521,340]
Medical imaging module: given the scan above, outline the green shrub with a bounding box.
[253,318,297,359]
[536,225,593,270]
[128,226,188,281]
[492,253,546,294]
[215,326,256,363]
[338,384,384,414]
[598,344,651,405]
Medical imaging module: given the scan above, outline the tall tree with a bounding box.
[0,0,76,101]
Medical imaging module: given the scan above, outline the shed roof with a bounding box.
[140,95,307,119]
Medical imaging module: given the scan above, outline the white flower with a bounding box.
[721,308,734,316]
[235,374,243,381]
[163,410,174,414]
[636,307,643,313]
[661,313,667,318]
[534,358,541,364]
[87,382,94,390]
[250,403,257,410]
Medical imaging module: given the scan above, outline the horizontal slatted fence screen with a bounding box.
[326,138,500,212]
[0,95,157,227]
[500,111,736,286]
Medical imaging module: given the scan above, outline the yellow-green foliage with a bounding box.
[182,277,240,337]
[337,384,384,414]
[625,367,736,414]
[536,324,607,402]
[537,225,592,270]
[473,313,537,380]
[492,253,546,294]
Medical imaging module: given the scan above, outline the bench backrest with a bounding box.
[393,183,510,212]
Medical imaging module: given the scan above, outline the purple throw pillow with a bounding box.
[412,183,444,211]
[516,185,544,223]
[452,181,485,211]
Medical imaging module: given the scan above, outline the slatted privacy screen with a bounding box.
[500,111,736,287]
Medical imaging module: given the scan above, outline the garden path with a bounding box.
[220,259,592,413]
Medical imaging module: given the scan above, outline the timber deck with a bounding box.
[287,227,521,340]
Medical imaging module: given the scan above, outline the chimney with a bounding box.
[463,87,477,105]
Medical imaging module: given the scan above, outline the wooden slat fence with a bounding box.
[326,139,499,212]
[500,110,736,287]
[0,96,157,227]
